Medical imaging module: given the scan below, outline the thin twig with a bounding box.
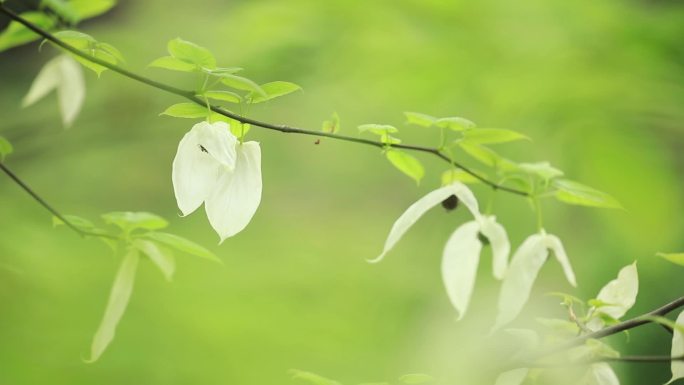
[0,4,529,196]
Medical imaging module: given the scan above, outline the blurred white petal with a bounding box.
[87,248,139,362]
[478,215,510,280]
[493,233,548,330]
[495,368,528,385]
[22,56,61,107]
[172,125,220,215]
[545,234,577,287]
[370,182,479,263]
[668,310,684,384]
[588,262,638,331]
[442,221,482,319]
[205,141,262,242]
[584,363,619,385]
[56,55,85,128]
[194,121,238,169]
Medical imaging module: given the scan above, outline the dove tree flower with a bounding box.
[493,230,577,330]
[172,120,262,242]
[586,262,638,331]
[371,181,511,318]
[22,54,85,128]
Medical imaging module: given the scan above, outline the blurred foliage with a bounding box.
[0,0,683,384]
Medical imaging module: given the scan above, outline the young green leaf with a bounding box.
[86,248,139,362]
[404,112,437,127]
[398,374,435,384]
[248,81,302,103]
[101,211,168,232]
[441,168,482,185]
[358,124,398,135]
[142,232,221,263]
[457,141,500,167]
[202,90,242,103]
[148,56,197,72]
[97,42,125,64]
[321,112,340,134]
[289,369,342,385]
[386,150,424,184]
[0,12,56,52]
[133,239,175,282]
[658,252,684,267]
[202,67,243,75]
[462,128,530,144]
[517,162,563,181]
[220,74,266,96]
[160,103,209,119]
[435,116,476,131]
[167,38,216,69]
[68,0,117,21]
[553,179,622,209]
[0,135,13,161]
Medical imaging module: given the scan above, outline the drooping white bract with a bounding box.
[586,262,638,331]
[493,230,576,330]
[442,214,510,319]
[370,182,480,264]
[172,121,262,242]
[668,310,684,384]
[582,363,620,385]
[22,54,85,128]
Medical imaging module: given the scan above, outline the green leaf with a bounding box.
[441,168,482,185]
[435,116,476,131]
[202,90,242,103]
[404,111,437,127]
[86,248,139,362]
[101,212,168,232]
[148,56,197,72]
[398,374,435,384]
[289,369,342,385]
[657,252,684,267]
[220,74,266,96]
[462,128,530,144]
[248,81,302,103]
[96,42,125,64]
[53,30,96,49]
[167,38,216,69]
[68,0,116,21]
[202,67,243,75]
[321,112,340,134]
[133,239,175,282]
[517,162,563,181]
[0,135,13,161]
[535,317,581,336]
[386,150,424,184]
[142,232,221,263]
[553,179,622,209]
[52,31,123,76]
[457,141,500,167]
[160,103,209,118]
[380,133,401,145]
[52,214,95,230]
[358,124,398,135]
[0,12,56,52]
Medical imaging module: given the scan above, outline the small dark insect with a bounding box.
[314,139,321,145]
[441,194,459,211]
[199,144,209,153]
[477,232,490,246]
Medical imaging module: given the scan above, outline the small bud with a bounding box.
[441,194,459,211]
[477,232,490,246]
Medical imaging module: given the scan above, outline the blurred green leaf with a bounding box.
[441,168,481,185]
[142,232,221,263]
[52,214,95,230]
[386,150,424,184]
[202,66,243,75]
[322,112,340,134]
[203,90,242,103]
[148,56,197,72]
[0,12,56,52]
[462,128,530,144]
[53,31,123,76]
[517,162,563,181]
[0,135,13,160]
[358,124,398,135]
[161,103,209,118]
[656,252,684,267]
[457,141,500,167]
[167,37,216,69]
[404,111,436,127]
[435,116,475,131]
[398,374,435,384]
[553,179,622,209]
[133,239,175,282]
[102,211,169,232]
[68,0,116,21]
[220,74,266,96]
[289,369,342,385]
[248,81,301,103]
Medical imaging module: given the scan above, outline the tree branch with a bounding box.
[0,4,529,196]
[0,162,118,240]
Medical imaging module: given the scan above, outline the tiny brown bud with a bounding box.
[441,194,459,211]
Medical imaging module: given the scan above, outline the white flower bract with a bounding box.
[172,121,262,242]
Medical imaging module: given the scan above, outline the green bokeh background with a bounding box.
[1,0,683,384]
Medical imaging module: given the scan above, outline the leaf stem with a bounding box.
[0,4,530,197]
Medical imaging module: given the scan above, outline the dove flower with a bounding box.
[585,262,638,331]
[371,181,511,318]
[172,121,262,242]
[493,230,577,330]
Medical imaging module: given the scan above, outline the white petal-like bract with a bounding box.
[493,233,547,330]
[442,221,482,319]
[584,363,619,385]
[668,310,684,384]
[495,368,529,385]
[370,182,479,263]
[205,141,262,242]
[478,215,510,280]
[194,121,238,169]
[23,55,84,128]
[545,234,577,287]
[587,262,638,331]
